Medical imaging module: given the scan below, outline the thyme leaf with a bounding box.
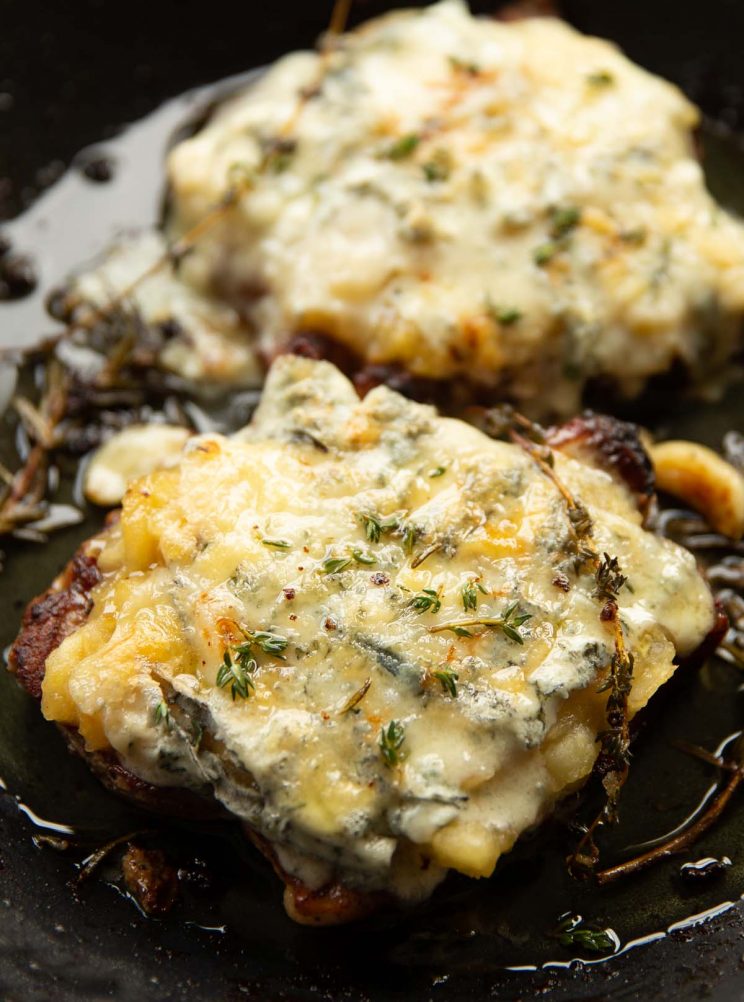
[462,580,479,612]
[433,668,458,697]
[380,720,406,767]
[410,588,442,614]
[533,241,560,266]
[216,650,256,701]
[322,555,353,574]
[352,548,376,565]
[429,465,447,478]
[586,70,614,87]
[385,134,421,161]
[154,700,171,729]
[550,206,582,239]
[262,537,291,549]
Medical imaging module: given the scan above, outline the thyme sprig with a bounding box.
[410,588,442,614]
[595,552,627,602]
[359,512,399,543]
[430,603,532,644]
[154,700,172,729]
[380,720,406,767]
[322,555,353,574]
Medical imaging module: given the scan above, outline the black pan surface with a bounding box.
[1,2,744,999]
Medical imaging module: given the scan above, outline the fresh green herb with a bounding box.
[433,668,459,697]
[462,581,478,612]
[154,700,171,729]
[449,55,480,75]
[262,537,291,549]
[594,552,627,602]
[619,225,647,245]
[402,524,417,554]
[429,465,447,478]
[430,603,532,644]
[380,720,406,767]
[554,916,616,954]
[422,160,449,182]
[322,555,353,574]
[242,630,288,657]
[533,241,560,266]
[487,302,523,326]
[410,588,442,614]
[359,512,399,543]
[352,548,376,565]
[586,70,614,87]
[216,650,256,701]
[385,134,421,161]
[550,206,582,239]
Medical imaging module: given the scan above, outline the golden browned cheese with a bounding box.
[42,357,714,904]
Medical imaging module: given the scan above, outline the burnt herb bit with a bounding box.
[216,650,256,701]
[554,916,617,954]
[385,133,421,161]
[433,667,458,697]
[322,555,353,574]
[352,548,376,565]
[359,511,399,544]
[594,553,627,602]
[410,588,442,614]
[380,720,406,767]
[262,537,291,549]
[154,700,172,729]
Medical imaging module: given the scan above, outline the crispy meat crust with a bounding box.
[6,414,725,923]
[546,412,655,516]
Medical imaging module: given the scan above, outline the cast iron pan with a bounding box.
[1,2,744,999]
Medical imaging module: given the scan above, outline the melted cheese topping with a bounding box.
[41,356,714,902]
[159,0,744,413]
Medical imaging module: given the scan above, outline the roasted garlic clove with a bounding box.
[649,439,744,540]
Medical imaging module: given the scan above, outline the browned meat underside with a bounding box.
[6,413,724,924]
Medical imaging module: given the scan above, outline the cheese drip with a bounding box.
[41,357,714,899]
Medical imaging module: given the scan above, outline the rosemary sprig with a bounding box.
[380,720,406,767]
[216,650,256,701]
[433,668,458,697]
[410,588,442,614]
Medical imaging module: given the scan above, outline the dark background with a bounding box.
[2,0,744,221]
